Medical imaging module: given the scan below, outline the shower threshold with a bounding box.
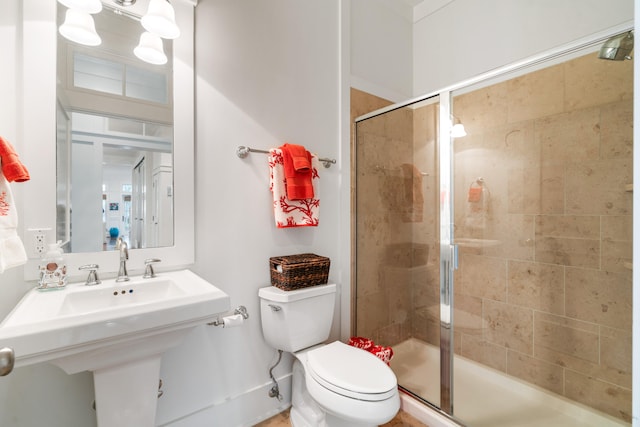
[391,338,628,427]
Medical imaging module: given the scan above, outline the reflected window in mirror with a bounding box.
[56,2,174,253]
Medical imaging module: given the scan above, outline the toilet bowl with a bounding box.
[293,341,399,427]
[259,284,400,426]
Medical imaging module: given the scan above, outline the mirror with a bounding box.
[22,0,194,281]
[56,2,174,253]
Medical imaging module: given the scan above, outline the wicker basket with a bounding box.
[269,253,330,291]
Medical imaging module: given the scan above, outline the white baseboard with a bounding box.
[159,374,292,427]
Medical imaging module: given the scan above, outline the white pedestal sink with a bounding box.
[0,269,230,427]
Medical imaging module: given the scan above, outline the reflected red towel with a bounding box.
[280,143,314,200]
[468,187,482,202]
[0,136,30,182]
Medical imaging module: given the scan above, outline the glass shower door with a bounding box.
[354,95,443,410]
[450,49,633,426]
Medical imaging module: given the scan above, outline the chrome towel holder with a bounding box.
[236,145,336,169]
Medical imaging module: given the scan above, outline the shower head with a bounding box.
[598,31,634,61]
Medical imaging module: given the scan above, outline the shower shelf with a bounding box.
[625,184,633,192]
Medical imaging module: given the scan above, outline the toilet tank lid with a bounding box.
[259,283,336,302]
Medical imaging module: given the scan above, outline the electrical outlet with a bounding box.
[26,228,52,258]
[35,232,45,254]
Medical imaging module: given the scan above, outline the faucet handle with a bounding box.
[79,264,101,286]
[143,258,161,279]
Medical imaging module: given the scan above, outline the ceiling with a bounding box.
[390,0,454,22]
[399,0,425,6]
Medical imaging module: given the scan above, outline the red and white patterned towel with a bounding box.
[0,173,27,273]
[348,336,374,351]
[269,148,320,228]
[348,337,394,365]
[369,345,394,365]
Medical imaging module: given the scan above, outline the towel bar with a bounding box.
[236,145,336,169]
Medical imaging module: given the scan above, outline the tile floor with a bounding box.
[254,408,430,427]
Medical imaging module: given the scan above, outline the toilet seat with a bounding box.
[305,341,397,401]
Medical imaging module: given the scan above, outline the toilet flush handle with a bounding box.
[0,347,15,376]
[268,304,282,312]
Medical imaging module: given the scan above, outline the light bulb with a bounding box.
[451,123,467,138]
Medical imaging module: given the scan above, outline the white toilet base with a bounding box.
[291,359,326,427]
[324,413,377,427]
[290,357,397,427]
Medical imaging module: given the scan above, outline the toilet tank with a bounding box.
[259,284,336,352]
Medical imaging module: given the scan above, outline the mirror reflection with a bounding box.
[56,2,174,253]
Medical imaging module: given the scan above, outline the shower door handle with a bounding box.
[450,244,459,270]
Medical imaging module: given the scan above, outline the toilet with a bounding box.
[259,283,400,427]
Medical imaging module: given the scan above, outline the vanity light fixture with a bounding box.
[134,32,168,65]
[59,8,102,46]
[58,0,178,65]
[113,0,138,6]
[141,0,181,39]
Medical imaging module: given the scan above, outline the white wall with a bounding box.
[413,0,634,95]
[0,1,25,318]
[0,0,344,425]
[154,0,344,425]
[351,0,414,101]
[0,2,98,426]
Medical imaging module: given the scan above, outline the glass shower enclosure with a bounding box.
[354,28,633,427]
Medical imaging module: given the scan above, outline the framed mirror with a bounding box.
[56,3,174,253]
[22,0,195,281]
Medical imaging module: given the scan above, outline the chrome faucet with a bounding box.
[115,237,129,282]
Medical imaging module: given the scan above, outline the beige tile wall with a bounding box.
[450,52,633,422]
[353,51,632,423]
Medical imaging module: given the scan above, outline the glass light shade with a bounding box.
[141,0,181,39]
[451,123,467,138]
[57,0,102,14]
[59,9,102,47]
[134,32,168,65]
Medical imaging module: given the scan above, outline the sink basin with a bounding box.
[0,269,230,427]
[58,278,186,316]
[6,277,187,324]
[0,269,229,367]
